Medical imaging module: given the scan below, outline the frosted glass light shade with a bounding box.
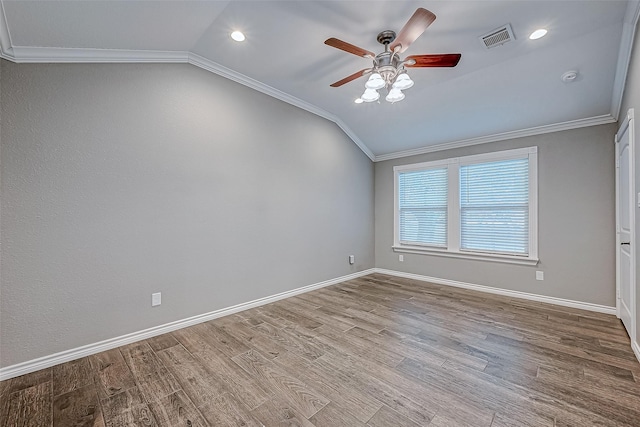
[361,88,380,102]
[365,73,385,90]
[385,88,405,103]
[393,73,414,90]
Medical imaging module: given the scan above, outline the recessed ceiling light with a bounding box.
[529,29,547,40]
[354,98,363,104]
[231,31,245,42]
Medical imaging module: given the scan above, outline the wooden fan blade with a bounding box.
[330,69,370,87]
[325,38,375,58]
[405,54,461,68]
[390,8,436,53]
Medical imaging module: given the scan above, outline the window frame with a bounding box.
[393,146,539,266]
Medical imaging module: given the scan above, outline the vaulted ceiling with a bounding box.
[1,1,638,160]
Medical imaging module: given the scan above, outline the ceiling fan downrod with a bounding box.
[372,30,404,91]
[376,30,397,50]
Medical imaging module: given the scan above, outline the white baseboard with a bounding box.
[0,267,626,380]
[0,269,375,381]
[633,340,640,364]
[374,268,617,315]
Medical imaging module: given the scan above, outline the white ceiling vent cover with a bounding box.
[479,24,515,49]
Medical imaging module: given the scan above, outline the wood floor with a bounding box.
[1,273,640,427]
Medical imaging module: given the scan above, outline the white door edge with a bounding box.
[616,108,636,343]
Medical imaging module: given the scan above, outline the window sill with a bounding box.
[392,245,539,266]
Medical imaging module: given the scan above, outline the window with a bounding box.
[398,167,448,247]
[394,147,538,265]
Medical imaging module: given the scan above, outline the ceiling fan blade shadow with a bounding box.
[325,38,375,58]
[330,69,371,87]
[294,55,356,83]
[390,8,436,53]
[281,1,365,31]
[405,54,461,68]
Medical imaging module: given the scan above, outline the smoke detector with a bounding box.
[479,24,515,49]
[561,70,578,83]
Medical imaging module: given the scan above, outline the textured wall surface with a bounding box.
[0,61,374,367]
[620,19,640,346]
[375,124,617,306]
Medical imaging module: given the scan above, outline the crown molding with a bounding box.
[9,46,189,63]
[187,53,374,161]
[0,0,635,163]
[0,47,374,161]
[625,0,640,28]
[0,0,13,60]
[188,53,330,120]
[374,114,617,162]
[332,118,375,160]
[0,1,374,161]
[611,0,640,120]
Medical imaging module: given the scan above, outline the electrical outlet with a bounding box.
[349,255,355,265]
[399,254,404,262]
[536,271,544,281]
[152,292,161,306]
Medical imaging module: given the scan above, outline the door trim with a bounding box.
[616,108,636,346]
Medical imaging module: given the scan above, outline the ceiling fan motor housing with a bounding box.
[374,51,403,87]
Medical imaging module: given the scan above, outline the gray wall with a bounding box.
[0,61,374,368]
[375,124,617,306]
[620,19,640,346]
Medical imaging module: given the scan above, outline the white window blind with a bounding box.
[459,158,529,255]
[398,168,448,247]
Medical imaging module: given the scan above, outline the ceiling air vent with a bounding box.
[479,24,515,49]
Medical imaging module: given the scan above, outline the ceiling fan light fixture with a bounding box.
[365,73,386,90]
[361,88,380,102]
[393,73,414,90]
[386,88,405,103]
[354,98,364,104]
[325,8,461,105]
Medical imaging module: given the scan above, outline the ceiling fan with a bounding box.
[325,8,461,103]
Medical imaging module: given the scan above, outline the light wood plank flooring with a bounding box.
[1,273,639,426]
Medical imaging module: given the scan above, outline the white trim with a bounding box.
[0,50,374,161]
[392,246,539,266]
[632,109,636,338]
[458,146,537,165]
[0,0,13,60]
[10,47,189,63]
[615,108,637,350]
[612,0,640,119]
[616,134,621,320]
[632,340,640,364]
[0,3,623,165]
[374,268,617,315]
[374,115,616,162]
[625,0,640,27]
[333,118,375,161]
[0,0,635,162]
[188,53,330,120]
[0,268,375,381]
[393,146,538,264]
[0,42,375,161]
[187,53,375,161]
